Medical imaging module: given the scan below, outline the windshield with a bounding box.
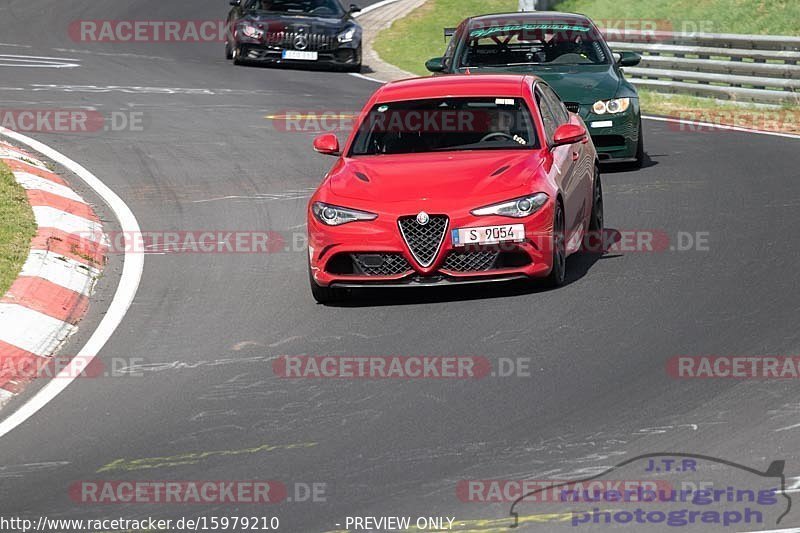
[459,22,610,68]
[349,97,539,156]
[247,0,345,17]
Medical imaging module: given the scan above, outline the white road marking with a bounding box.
[31,206,104,242]
[192,189,315,203]
[0,54,80,68]
[354,0,404,16]
[23,84,275,96]
[643,115,800,140]
[18,250,99,296]
[348,72,388,84]
[742,527,800,533]
[12,171,85,202]
[0,127,143,439]
[0,304,77,356]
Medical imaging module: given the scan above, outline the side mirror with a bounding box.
[425,57,445,73]
[313,133,340,156]
[552,123,587,147]
[349,3,362,13]
[618,51,641,67]
[229,0,241,5]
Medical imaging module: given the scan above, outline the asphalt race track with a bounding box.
[1,1,800,532]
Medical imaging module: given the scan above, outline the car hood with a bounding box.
[242,13,349,33]
[328,151,543,204]
[476,65,620,104]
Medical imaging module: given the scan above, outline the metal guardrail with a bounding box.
[602,29,800,105]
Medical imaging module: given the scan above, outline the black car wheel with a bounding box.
[544,201,567,287]
[232,46,246,66]
[585,167,604,255]
[342,45,362,72]
[631,118,645,169]
[589,167,603,233]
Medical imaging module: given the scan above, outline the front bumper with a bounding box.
[235,42,361,67]
[308,202,556,288]
[576,101,641,161]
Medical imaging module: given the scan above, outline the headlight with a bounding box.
[240,24,264,39]
[471,193,549,218]
[312,202,377,226]
[592,98,630,115]
[337,27,357,43]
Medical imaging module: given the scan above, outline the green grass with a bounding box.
[637,89,800,133]
[373,0,518,76]
[554,0,800,36]
[0,162,37,296]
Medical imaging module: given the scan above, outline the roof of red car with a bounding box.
[374,74,537,103]
[466,11,593,27]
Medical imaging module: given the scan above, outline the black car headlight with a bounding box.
[337,26,357,43]
[313,202,377,226]
[239,24,264,40]
[471,193,549,218]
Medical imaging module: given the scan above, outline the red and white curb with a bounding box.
[0,140,107,405]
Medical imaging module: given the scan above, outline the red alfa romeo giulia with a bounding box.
[307,74,602,303]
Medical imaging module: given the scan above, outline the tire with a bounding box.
[543,200,567,287]
[309,265,345,304]
[342,46,362,72]
[631,118,644,169]
[585,168,604,254]
[232,46,245,66]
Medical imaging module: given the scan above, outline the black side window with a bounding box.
[541,84,569,125]
[535,87,558,144]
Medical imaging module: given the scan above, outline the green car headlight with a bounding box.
[592,98,631,115]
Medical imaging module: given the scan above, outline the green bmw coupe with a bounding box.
[426,12,645,167]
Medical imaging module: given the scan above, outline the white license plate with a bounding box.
[452,224,525,247]
[282,50,318,61]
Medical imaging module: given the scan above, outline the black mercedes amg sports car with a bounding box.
[226,0,362,71]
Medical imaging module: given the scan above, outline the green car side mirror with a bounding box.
[425,57,446,73]
[618,51,642,67]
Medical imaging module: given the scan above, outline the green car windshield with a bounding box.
[459,23,610,68]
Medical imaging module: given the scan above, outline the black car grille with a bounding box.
[442,250,500,272]
[264,31,336,51]
[351,253,412,276]
[564,102,581,114]
[398,215,448,267]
